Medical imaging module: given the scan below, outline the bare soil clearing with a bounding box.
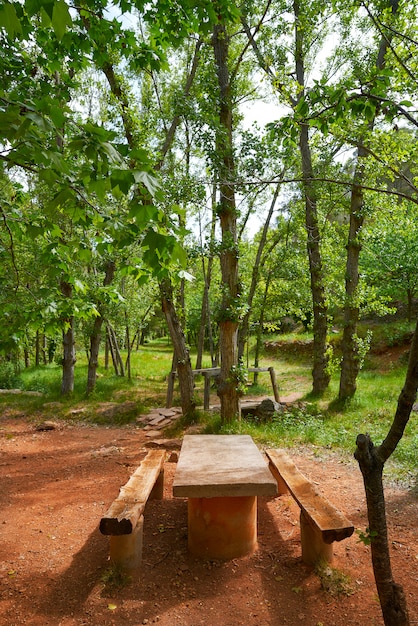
[0,410,417,626]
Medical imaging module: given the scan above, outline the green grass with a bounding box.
[0,329,416,482]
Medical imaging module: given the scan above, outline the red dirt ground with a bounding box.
[0,412,417,626]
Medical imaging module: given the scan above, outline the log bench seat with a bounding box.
[266,449,354,565]
[100,449,166,570]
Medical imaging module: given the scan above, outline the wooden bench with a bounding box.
[100,449,166,570]
[266,449,354,565]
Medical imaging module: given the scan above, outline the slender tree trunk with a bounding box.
[107,323,125,377]
[95,34,202,411]
[42,334,47,365]
[238,182,281,362]
[196,184,217,369]
[161,279,196,416]
[294,0,330,395]
[35,331,40,367]
[354,316,417,626]
[125,314,131,380]
[338,173,365,400]
[104,336,109,370]
[254,271,272,385]
[60,280,76,395]
[212,21,240,421]
[339,0,399,401]
[86,260,116,395]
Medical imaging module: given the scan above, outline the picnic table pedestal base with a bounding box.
[187,495,257,560]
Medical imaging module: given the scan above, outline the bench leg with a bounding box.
[300,511,333,565]
[150,469,164,500]
[109,515,144,571]
[203,373,210,410]
[268,463,290,496]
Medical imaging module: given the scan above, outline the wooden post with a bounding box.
[300,510,333,565]
[166,371,176,408]
[203,372,211,410]
[150,468,164,500]
[268,367,280,403]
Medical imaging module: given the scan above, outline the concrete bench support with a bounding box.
[100,449,166,570]
[266,449,354,565]
[188,495,257,560]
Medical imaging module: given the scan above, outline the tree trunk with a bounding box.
[86,260,116,395]
[253,271,272,385]
[160,279,196,417]
[87,316,104,394]
[338,177,365,400]
[212,21,240,422]
[238,182,281,362]
[35,331,40,367]
[294,0,330,395]
[125,316,131,380]
[196,184,217,370]
[354,315,417,626]
[96,34,202,409]
[60,280,75,395]
[107,323,125,377]
[339,0,399,401]
[42,334,47,365]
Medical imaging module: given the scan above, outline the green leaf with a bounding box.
[110,169,134,194]
[49,105,66,129]
[132,170,161,198]
[52,0,72,40]
[47,188,75,209]
[0,2,22,37]
[128,203,158,227]
[72,278,86,292]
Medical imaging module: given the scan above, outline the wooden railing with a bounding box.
[166,366,280,409]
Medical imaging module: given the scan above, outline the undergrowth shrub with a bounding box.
[0,362,22,389]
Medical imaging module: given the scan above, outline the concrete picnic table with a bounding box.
[173,434,278,560]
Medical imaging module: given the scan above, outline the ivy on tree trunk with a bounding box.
[212,20,240,422]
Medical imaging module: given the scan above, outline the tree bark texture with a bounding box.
[354,316,417,626]
[355,434,409,626]
[294,0,330,394]
[338,169,365,401]
[160,279,196,417]
[238,183,280,362]
[339,0,400,401]
[98,34,199,412]
[212,21,240,421]
[60,280,76,395]
[196,185,217,370]
[107,323,125,377]
[86,260,116,395]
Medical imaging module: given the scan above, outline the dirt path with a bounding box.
[0,414,417,626]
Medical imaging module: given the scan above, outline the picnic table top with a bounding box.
[172,434,278,499]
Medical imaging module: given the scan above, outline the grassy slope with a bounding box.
[0,324,416,484]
